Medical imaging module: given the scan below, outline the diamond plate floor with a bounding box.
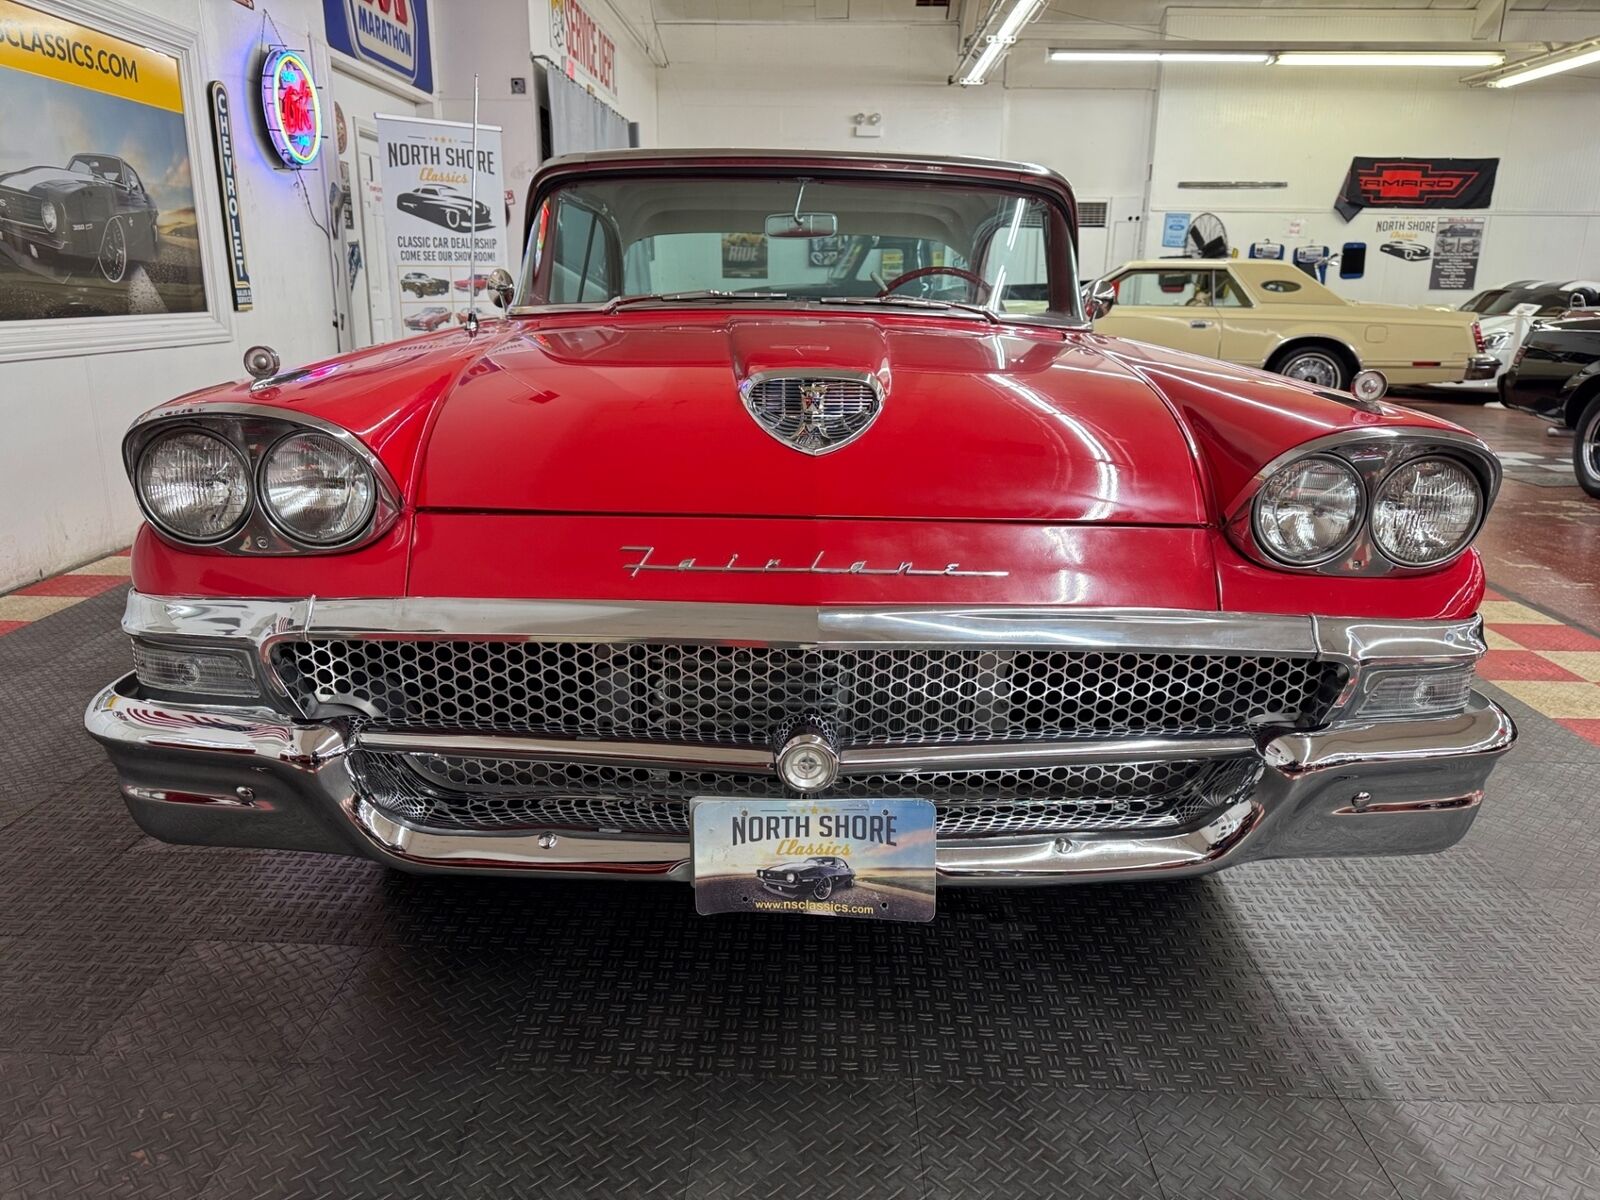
[5,586,1600,1198]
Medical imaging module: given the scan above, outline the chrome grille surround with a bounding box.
[270,640,1342,745]
[351,750,1262,838]
[738,370,883,455]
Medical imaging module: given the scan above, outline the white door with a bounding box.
[355,125,396,346]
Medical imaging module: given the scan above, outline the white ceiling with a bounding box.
[643,0,1600,23]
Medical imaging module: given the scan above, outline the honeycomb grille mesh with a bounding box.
[353,751,1260,838]
[272,640,1339,745]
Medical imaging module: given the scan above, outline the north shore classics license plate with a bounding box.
[691,798,936,922]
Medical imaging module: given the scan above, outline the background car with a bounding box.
[403,305,451,332]
[396,185,493,232]
[0,153,159,284]
[1381,241,1431,261]
[454,272,494,293]
[1432,279,1600,398]
[1501,312,1600,497]
[757,857,855,901]
[400,271,448,297]
[1092,258,1494,389]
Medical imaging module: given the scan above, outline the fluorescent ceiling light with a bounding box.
[1488,45,1600,87]
[1274,51,1503,67]
[954,0,1043,86]
[1048,50,1270,63]
[956,40,1007,86]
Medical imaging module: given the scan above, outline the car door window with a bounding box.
[549,200,615,303]
[1212,272,1250,308]
[1116,270,1214,307]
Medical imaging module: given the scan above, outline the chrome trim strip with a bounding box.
[1333,790,1482,816]
[1260,695,1514,778]
[354,729,1257,775]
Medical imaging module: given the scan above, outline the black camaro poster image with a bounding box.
[0,0,207,321]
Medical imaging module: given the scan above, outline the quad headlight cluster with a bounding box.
[1241,434,1496,573]
[126,413,397,554]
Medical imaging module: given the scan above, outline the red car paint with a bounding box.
[128,152,1490,622]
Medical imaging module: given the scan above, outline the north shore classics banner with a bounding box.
[1334,157,1499,222]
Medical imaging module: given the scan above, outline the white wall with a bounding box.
[0,0,372,592]
[1142,9,1600,303]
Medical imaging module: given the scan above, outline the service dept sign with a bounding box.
[692,798,936,922]
[323,0,433,92]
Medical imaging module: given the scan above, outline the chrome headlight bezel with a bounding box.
[122,405,400,555]
[40,202,59,233]
[1227,429,1499,576]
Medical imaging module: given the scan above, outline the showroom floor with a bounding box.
[4,403,1600,1199]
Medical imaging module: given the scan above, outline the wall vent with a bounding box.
[1079,201,1109,228]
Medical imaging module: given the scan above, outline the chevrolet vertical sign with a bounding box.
[322,0,433,92]
[207,82,251,311]
[1335,157,1498,221]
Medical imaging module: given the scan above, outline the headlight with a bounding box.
[40,203,58,233]
[1252,456,1364,565]
[136,429,251,543]
[260,432,377,545]
[1371,457,1481,567]
[786,873,796,883]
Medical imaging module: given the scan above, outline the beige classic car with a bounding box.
[1090,259,1498,389]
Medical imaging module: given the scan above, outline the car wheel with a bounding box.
[811,878,834,901]
[445,209,461,230]
[1274,347,1349,390]
[1574,395,1600,500]
[98,217,128,284]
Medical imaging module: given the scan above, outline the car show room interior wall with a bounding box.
[0,0,439,594]
[1143,8,1600,303]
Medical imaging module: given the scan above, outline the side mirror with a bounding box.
[1081,278,1117,321]
[486,267,515,310]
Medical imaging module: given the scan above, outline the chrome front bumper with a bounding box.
[84,593,1516,885]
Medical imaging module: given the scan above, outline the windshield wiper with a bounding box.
[817,295,1001,324]
[604,289,791,311]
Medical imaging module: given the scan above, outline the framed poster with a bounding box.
[0,0,232,362]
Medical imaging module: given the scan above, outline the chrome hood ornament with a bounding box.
[739,369,883,455]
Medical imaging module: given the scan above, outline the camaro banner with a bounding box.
[1335,157,1498,222]
[0,0,206,320]
[374,114,508,335]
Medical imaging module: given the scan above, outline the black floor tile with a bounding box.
[0,1056,273,1200]
[1135,1092,1400,1200]
[918,1081,1157,1200]
[1347,1100,1600,1200]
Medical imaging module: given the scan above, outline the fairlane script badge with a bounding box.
[692,798,936,921]
[622,546,1008,578]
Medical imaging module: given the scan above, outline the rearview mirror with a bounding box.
[486,267,515,310]
[1081,277,1116,321]
[765,212,838,239]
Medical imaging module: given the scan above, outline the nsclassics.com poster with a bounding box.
[374,115,508,335]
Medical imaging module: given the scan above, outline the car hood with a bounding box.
[415,313,1208,524]
[0,166,91,192]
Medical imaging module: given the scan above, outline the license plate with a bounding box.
[691,797,936,922]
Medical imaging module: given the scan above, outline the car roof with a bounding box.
[541,146,1063,182]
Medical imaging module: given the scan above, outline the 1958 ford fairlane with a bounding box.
[86,149,1514,892]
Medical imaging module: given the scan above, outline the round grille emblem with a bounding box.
[772,715,841,792]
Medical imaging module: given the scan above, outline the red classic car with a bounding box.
[87,149,1513,895]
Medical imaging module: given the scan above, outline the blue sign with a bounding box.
[1294,245,1330,282]
[1161,212,1190,249]
[323,0,433,93]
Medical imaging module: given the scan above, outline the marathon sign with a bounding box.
[323,0,433,92]
[551,0,616,100]
[1335,156,1498,221]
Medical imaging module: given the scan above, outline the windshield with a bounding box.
[1478,287,1595,316]
[519,173,1079,321]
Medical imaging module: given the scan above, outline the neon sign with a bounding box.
[260,48,322,168]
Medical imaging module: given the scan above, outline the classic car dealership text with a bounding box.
[5,0,1600,1195]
